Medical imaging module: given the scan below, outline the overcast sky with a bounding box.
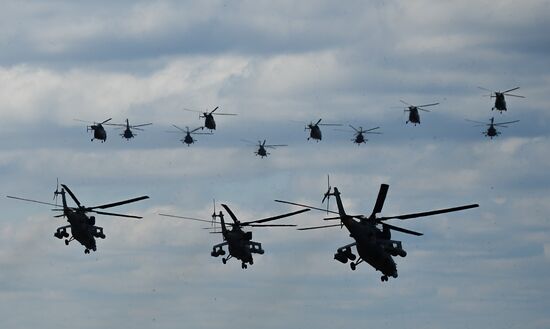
[1,1,549,328]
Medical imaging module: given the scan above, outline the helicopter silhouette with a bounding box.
[184,106,237,131]
[347,125,381,145]
[167,125,211,146]
[109,119,152,140]
[242,139,288,158]
[466,117,520,139]
[160,203,309,269]
[7,182,149,254]
[305,119,342,141]
[400,100,439,125]
[74,118,112,142]
[276,179,478,281]
[478,87,525,112]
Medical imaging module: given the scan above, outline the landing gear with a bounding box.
[381,275,388,282]
[350,262,356,271]
[85,249,90,254]
[241,262,247,269]
[65,240,69,245]
[222,258,227,264]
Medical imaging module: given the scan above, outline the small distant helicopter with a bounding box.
[74,118,112,142]
[399,100,439,125]
[160,203,309,269]
[305,119,342,141]
[242,139,288,158]
[109,119,152,140]
[7,182,149,254]
[478,87,525,112]
[466,117,520,139]
[167,125,211,146]
[184,106,237,131]
[276,179,478,281]
[347,125,381,145]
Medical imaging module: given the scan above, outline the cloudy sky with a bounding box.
[1,1,549,328]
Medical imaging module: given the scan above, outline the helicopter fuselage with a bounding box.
[55,210,105,253]
[122,128,134,139]
[493,93,507,112]
[354,133,365,144]
[486,125,499,138]
[308,125,322,141]
[407,107,420,125]
[91,124,107,142]
[257,145,268,157]
[203,114,216,130]
[183,133,194,146]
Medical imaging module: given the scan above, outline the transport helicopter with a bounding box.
[7,182,149,254]
[466,117,520,139]
[305,119,342,141]
[167,125,211,146]
[478,87,525,112]
[347,125,381,145]
[184,106,237,131]
[400,100,439,125]
[109,119,152,140]
[74,118,112,142]
[160,203,309,269]
[242,139,288,158]
[276,180,478,282]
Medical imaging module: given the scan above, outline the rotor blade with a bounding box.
[382,223,423,236]
[494,120,520,126]
[371,184,389,216]
[101,118,113,124]
[92,210,142,219]
[399,100,412,106]
[297,223,342,231]
[365,127,380,132]
[418,108,431,112]
[212,113,237,116]
[274,200,339,215]
[132,123,153,128]
[348,124,359,132]
[240,208,310,226]
[417,103,439,107]
[158,213,213,224]
[315,118,322,125]
[465,119,487,125]
[89,196,149,210]
[220,204,239,224]
[503,94,525,98]
[248,224,297,227]
[60,184,82,208]
[6,195,60,207]
[318,123,342,126]
[172,124,186,132]
[74,119,93,124]
[379,204,479,221]
[477,86,494,93]
[265,144,288,148]
[190,127,203,133]
[503,87,520,93]
[209,106,219,114]
[183,108,201,113]
[240,139,256,145]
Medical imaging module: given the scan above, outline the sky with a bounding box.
[0,1,549,328]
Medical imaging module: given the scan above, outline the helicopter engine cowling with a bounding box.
[334,251,349,264]
[244,231,252,241]
[88,216,95,226]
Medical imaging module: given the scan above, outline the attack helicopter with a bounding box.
[184,106,237,131]
[160,203,309,269]
[167,125,211,146]
[305,119,342,141]
[478,87,525,112]
[347,125,381,145]
[242,139,288,158]
[7,183,149,254]
[276,181,478,282]
[466,117,520,139]
[400,100,439,125]
[109,119,152,140]
[74,118,112,142]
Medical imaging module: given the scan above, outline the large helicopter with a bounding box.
[305,119,342,141]
[7,183,149,254]
[399,100,439,125]
[109,119,152,140]
[74,118,112,142]
[167,125,211,146]
[160,203,309,269]
[184,106,237,131]
[347,125,381,145]
[242,139,288,158]
[276,180,478,281]
[466,117,520,139]
[478,87,525,112]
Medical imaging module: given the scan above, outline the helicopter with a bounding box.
[160,203,309,269]
[184,106,237,131]
[305,119,342,141]
[74,118,112,142]
[466,117,520,139]
[242,139,288,158]
[109,119,152,140]
[7,182,149,254]
[478,87,525,112]
[167,125,211,146]
[275,180,478,282]
[400,100,439,125]
[347,125,381,145]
